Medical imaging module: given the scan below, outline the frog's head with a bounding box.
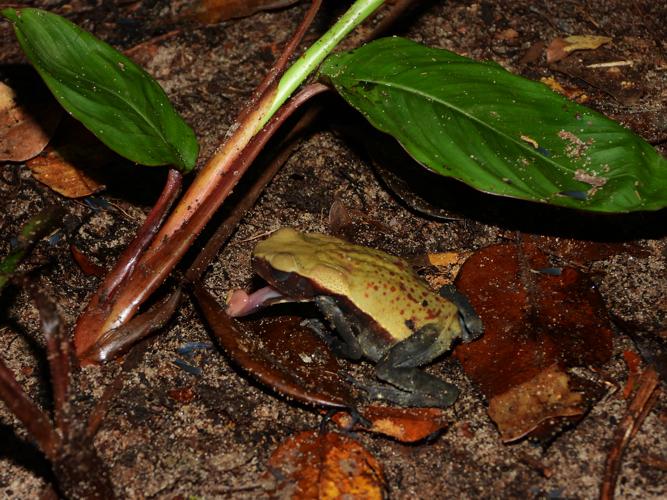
[252,254,320,300]
[252,227,352,299]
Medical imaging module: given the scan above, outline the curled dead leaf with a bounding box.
[185,0,300,24]
[267,430,385,499]
[0,80,62,162]
[193,285,355,409]
[488,363,584,442]
[454,238,613,441]
[547,35,612,63]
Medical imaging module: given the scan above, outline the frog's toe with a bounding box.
[354,380,459,408]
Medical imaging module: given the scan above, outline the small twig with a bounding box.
[29,285,72,439]
[367,0,422,39]
[0,358,58,460]
[640,454,667,472]
[86,336,152,438]
[600,367,660,500]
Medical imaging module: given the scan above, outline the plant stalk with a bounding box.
[74,0,386,360]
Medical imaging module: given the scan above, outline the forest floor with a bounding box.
[0,1,665,498]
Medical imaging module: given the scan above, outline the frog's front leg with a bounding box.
[312,295,363,361]
[373,325,459,408]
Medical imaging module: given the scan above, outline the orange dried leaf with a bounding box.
[187,0,299,24]
[539,76,588,103]
[27,146,105,198]
[267,430,385,499]
[488,364,584,442]
[333,405,448,442]
[0,81,61,162]
[547,35,612,63]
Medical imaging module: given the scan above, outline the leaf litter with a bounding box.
[454,236,615,442]
[0,79,61,162]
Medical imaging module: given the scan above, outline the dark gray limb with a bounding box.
[306,295,364,360]
[439,284,483,342]
[373,324,459,408]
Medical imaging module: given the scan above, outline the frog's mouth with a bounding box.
[226,286,306,317]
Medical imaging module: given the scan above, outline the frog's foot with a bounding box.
[352,379,458,409]
[373,323,461,408]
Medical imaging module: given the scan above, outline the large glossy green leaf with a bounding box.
[320,37,667,212]
[2,8,198,171]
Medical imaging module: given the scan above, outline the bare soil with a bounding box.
[0,1,665,498]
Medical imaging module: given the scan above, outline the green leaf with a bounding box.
[320,37,667,212]
[0,206,63,291]
[2,8,198,172]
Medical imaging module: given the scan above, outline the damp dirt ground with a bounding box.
[0,1,666,498]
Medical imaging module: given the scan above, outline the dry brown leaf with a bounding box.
[267,430,385,499]
[564,35,613,52]
[488,364,584,442]
[454,238,613,442]
[539,76,589,102]
[0,81,62,162]
[27,146,105,198]
[547,35,612,63]
[333,406,448,442]
[187,0,300,24]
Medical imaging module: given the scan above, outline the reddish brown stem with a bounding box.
[31,288,72,438]
[253,0,322,101]
[184,103,323,284]
[600,367,659,500]
[0,358,59,460]
[75,168,182,357]
[78,83,328,366]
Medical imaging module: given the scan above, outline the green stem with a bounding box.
[258,0,386,132]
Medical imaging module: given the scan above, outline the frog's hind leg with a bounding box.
[373,325,459,408]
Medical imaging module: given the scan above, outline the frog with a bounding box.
[226,227,483,408]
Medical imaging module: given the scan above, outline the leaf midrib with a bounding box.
[351,75,580,180]
[17,23,181,165]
